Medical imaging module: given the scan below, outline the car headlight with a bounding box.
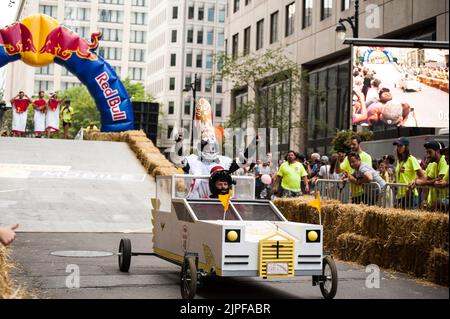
[306,230,321,243]
[225,229,240,243]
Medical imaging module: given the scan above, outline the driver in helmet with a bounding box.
[209,168,234,199]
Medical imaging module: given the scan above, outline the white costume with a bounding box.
[33,110,46,134]
[171,98,247,199]
[46,98,61,133]
[11,98,30,134]
[12,109,27,134]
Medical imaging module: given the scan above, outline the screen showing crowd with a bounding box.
[352,46,449,129]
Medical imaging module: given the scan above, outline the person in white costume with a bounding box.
[10,91,31,137]
[171,98,255,199]
[46,93,66,136]
[32,91,47,137]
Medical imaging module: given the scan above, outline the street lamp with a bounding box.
[183,73,200,151]
[336,0,359,39]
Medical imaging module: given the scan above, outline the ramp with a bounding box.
[0,138,154,232]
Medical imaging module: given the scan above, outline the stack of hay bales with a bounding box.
[273,197,449,286]
[86,130,178,177]
[0,246,32,299]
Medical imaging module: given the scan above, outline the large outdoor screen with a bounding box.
[352,46,449,129]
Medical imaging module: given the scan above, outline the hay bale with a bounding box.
[426,248,448,286]
[0,246,33,299]
[273,198,449,285]
[152,166,179,177]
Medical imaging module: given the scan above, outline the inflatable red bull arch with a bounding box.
[0,14,134,132]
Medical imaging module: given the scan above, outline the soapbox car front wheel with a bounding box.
[320,256,338,299]
[118,238,132,273]
[180,256,197,299]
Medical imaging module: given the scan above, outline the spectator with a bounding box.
[434,146,449,210]
[310,153,321,179]
[343,152,386,205]
[0,224,19,246]
[393,137,425,209]
[60,99,74,139]
[46,93,65,137]
[336,135,373,203]
[383,154,396,182]
[10,91,31,137]
[313,155,340,182]
[378,161,392,183]
[366,79,382,102]
[416,140,449,210]
[273,151,309,198]
[32,91,47,138]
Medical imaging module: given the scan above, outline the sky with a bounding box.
[0,0,21,94]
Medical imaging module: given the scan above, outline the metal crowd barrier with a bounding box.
[315,179,382,206]
[382,183,449,212]
[314,180,449,213]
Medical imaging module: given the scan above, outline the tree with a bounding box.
[215,48,314,146]
[331,129,374,153]
[58,80,155,137]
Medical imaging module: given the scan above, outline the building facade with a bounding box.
[5,0,148,100]
[146,0,227,149]
[224,0,449,156]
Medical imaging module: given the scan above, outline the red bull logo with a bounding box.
[0,22,37,55]
[39,26,101,61]
[95,72,127,121]
[0,14,100,67]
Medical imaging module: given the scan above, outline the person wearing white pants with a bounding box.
[46,93,65,136]
[32,91,47,137]
[10,91,31,137]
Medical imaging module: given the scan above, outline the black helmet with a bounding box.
[209,169,233,198]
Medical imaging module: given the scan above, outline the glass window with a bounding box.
[208,7,215,22]
[285,3,295,37]
[232,33,239,58]
[218,32,225,47]
[218,7,225,23]
[169,77,175,90]
[205,77,212,92]
[171,30,177,43]
[233,0,240,13]
[167,125,174,139]
[188,202,240,221]
[186,53,193,67]
[197,30,203,44]
[170,53,176,66]
[256,19,264,50]
[168,101,175,115]
[207,30,214,45]
[215,100,222,117]
[206,54,213,69]
[233,203,282,221]
[39,5,57,18]
[184,100,191,115]
[302,0,313,29]
[198,6,204,20]
[341,0,351,11]
[243,26,250,55]
[187,29,194,43]
[188,6,194,19]
[196,54,203,68]
[270,11,278,43]
[321,0,332,20]
[172,6,178,19]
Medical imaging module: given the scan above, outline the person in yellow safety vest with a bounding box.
[416,140,449,210]
[336,135,372,204]
[60,99,74,139]
[434,146,449,210]
[85,122,99,134]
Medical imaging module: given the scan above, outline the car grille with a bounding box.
[258,239,295,277]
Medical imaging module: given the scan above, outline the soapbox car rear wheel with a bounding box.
[180,256,197,299]
[118,238,132,273]
[320,256,338,299]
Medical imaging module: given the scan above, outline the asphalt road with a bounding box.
[9,233,448,299]
[2,138,448,299]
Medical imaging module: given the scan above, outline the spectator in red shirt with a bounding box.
[10,91,31,137]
